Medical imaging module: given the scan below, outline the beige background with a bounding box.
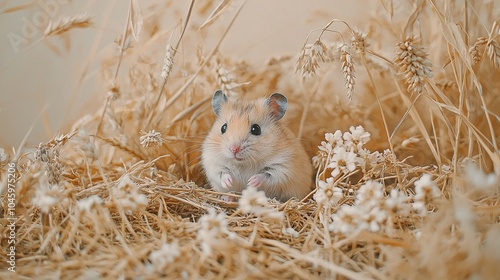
[0,0,375,150]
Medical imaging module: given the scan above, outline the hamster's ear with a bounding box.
[266,93,288,121]
[212,90,228,116]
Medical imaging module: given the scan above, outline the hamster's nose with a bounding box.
[229,145,241,155]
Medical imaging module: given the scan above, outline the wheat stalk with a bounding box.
[44,14,93,37]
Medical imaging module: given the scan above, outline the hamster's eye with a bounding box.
[221,123,227,134]
[250,124,261,136]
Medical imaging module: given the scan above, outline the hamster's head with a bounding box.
[205,90,288,164]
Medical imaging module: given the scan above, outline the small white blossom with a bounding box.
[32,185,59,213]
[239,187,284,221]
[412,174,440,215]
[414,174,440,201]
[329,205,360,234]
[466,162,498,191]
[198,208,232,256]
[328,146,358,177]
[356,180,384,207]
[343,125,370,151]
[140,130,164,148]
[282,227,299,238]
[314,177,343,208]
[112,174,148,213]
[149,242,181,270]
[384,189,409,215]
[77,195,102,212]
[358,148,382,170]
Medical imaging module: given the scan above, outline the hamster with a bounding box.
[202,90,313,202]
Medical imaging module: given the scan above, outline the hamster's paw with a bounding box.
[221,173,233,190]
[247,173,267,188]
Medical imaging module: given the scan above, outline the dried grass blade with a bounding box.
[199,0,233,30]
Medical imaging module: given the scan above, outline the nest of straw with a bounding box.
[1,1,500,279]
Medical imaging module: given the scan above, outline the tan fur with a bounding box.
[202,93,313,202]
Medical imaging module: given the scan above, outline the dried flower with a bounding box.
[412,173,440,214]
[140,130,164,148]
[328,146,358,177]
[149,242,181,270]
[239,187,284,221]
[282,227,299,238]
[314,177,343,208]
[77,195,102,212]
[339,44,356,101]
[32,183,63,213]
[329,205,360,234]
[355,180,384,208]
[395,37,434,95]
[384,189,410,215]
[198,208,233,256]
[343,125,370,152]
[111,174,148,213]
[465,162,498,191]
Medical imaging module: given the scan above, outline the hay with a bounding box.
[1,0,500,279]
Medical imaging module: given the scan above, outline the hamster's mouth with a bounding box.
[233,156,244,161]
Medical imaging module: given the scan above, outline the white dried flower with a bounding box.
[412,174,440,214]
[465,162,498,191]
[32,183,62,213]
[355,180,384,208]
[358,149,382,169]
[328,146,358,177]
[199,208,228,236]
[314,177,343,208]
[326,130,344,147]
[329,205,360,234]
[358,206,387,233]
[149,242,181,270]
[343,125,370,152]
[414,174,440,201]
[77,195,102,212]
[239,187,284,221]
[316,131,344,165]
[112,174,148,213]
[198,208,232,255]
[384,189,410,215]
[282,227,299,238]
[140,130,164,148]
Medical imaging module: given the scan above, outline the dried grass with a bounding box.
[1,0,500,279]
